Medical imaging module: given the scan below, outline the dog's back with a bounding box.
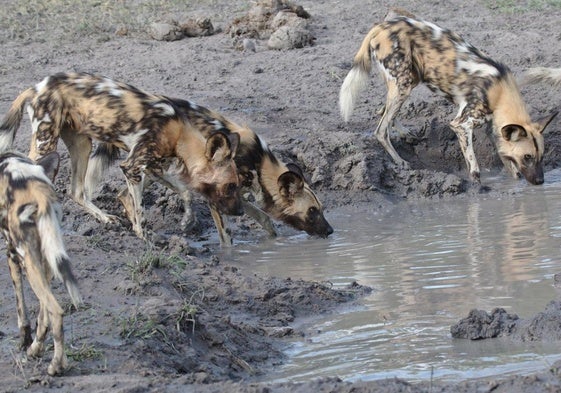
[375,17,508,98]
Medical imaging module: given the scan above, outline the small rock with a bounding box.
[149,22,183,41]
[243,38,257,52]
[267,26,314,50]
[179,17,215,37]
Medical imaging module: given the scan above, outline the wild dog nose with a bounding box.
[320,225,334,238]
[317,222,334,238]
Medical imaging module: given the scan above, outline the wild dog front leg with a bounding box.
[123,176,146,240]
[60,129,119,223]
[209,205,232,246]
[449,117,481,183]
[120,151,149,240]
[147,166,197,231]
[242,201,277,237]
[498,156,521,179]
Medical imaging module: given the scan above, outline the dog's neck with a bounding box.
[488,75,532,130]
[174,127,209,187]
[254,155,288,219]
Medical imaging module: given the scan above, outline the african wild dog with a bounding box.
[0,151,81,376]
[339,11,558,185]
[89,122,334,246]
[0,72,242,239]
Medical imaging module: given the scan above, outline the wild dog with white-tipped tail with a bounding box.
[339,11,557,185]
[0,151,81,376]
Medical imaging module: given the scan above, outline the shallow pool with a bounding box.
[219,170,561,383]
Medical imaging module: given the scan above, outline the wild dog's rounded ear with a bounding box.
[36,152,60,182]
[286,163,304,178]
[501,124,527,142]
[228,132,240,157]
[206,131,234,162]
[536,110,558,134]
[278,170,304,200]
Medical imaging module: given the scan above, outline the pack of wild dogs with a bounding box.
[0,8,559,376]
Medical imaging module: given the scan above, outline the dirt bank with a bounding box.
[1,0,561,392]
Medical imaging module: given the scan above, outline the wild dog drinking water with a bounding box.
[339,12,557,184]
[0,151,81,376]
[90,122,334,245]
[0,72,242,239]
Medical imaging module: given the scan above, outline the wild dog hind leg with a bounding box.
[374,81,411,169]
[5,246,33,349]
[60,129,119,223]
[23,250,67,375]
[449,114,484,183]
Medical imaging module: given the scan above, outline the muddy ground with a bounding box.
[1,0,561,392]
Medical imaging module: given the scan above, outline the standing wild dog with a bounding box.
[90,122,334,245]
[0,151,81,376]
[339,12,558,185]
[0,72,242,239]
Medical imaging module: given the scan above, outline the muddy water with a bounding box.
[219,170,561,383]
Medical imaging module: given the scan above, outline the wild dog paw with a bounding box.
[47,355,68,376]
[394,159,410,171]
[99,213,120,224]
[27,341,45,358]
[132,226,148,241]
[470,171,481,182]
[180,211,197,232]
[19,326,33,350]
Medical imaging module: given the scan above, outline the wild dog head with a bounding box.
[191,130,243,216]
[496,112,557,185]
[274,163,333,238]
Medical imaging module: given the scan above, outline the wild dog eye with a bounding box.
[524,154,533,160]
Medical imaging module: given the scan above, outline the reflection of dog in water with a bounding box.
[339,10,557,185]
[0,151,81,375]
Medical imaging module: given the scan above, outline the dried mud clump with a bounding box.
[451,300,561,342]
[451,308,519,340]
[150,17,216,41]
[226,0,314,50]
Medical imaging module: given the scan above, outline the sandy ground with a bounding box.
[1,0,561,392]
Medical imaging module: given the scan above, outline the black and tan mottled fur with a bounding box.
[340,11,557,185]
[91,122,334,245]
[0,72,243,239]
[0,151,81,376]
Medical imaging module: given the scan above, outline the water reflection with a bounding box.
[219,172,561,383]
